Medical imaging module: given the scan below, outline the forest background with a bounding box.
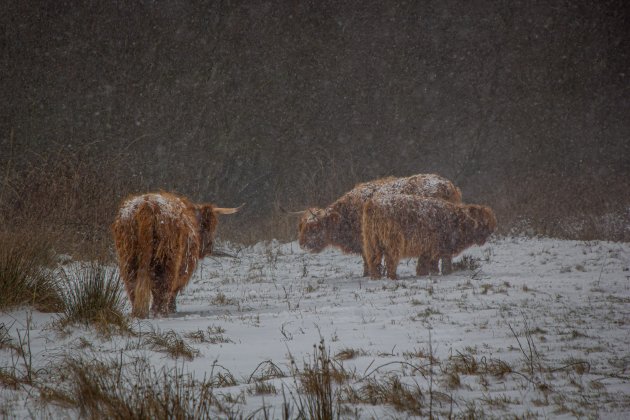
[1,0,628,259]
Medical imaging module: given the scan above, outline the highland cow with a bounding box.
[298,174,462,276]
[362,195,496,280]
[112,192,240,318]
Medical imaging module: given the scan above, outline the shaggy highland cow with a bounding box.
[112,192,240,318]
[298,174,462,276]
[362,195,496,280]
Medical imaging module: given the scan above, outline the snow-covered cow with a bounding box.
[112,192,240,317]
[298,174,462,276]
[362,195,496,280]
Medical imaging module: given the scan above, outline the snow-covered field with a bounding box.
[2,237,630,418]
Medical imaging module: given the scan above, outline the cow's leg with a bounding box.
[166,281,180,314]
[120,261,137,308]
[361,253,370,277]
[150,264,170,316]
[122,271,136,307]
[366,248,383,279]
[416,256,430,276]
[363,238,383,279]
[167,291,178,313]
[384,252,399,280]
[440,257,453,275]
[428,259,440,275]
[151,288,168,316]
[168,265,194,314]
[126,283,137,313]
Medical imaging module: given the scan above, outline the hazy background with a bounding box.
[1,0,628,257]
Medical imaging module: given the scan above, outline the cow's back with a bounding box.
[376,174,462,203]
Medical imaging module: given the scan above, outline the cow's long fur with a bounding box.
[112,192,238,317]
[298,174,462,276]
[362,195,496,280]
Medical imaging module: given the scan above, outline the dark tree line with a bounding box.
[1,0,629,252]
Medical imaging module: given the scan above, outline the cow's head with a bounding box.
[430,178,462,204]
[464,205,497,246]
[298,207,341,253]
[196,204,242,257]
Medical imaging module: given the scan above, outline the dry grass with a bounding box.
[0,367,22,390]
[143,327,199,360]
[211,291,238,306]
[207,362,238,388]
[56,263,130,335]
[334,348,367,361]
[248,360,287,384]
[0,314,40,392]
[0,233,63,312]
[442,349,514,391]
[447,350,481,375]
[490,171,630,242]
[0,323,26,392]
[0,143,137,261]
[288,340,344,420]
[248,380,278,396]
[184,325,234,345]
[344,374,425,417]
[46,355,218,420]
[453,254,481,271]
[0,324,12,350]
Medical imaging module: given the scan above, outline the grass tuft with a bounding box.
[453,254,481,271]
[345,374,425,416]
[248,380,278,396]
[334,347,367,361]
[57,263,129,334]
[184,325,234,345]
[0,233,63,312]
[143,327,199,360]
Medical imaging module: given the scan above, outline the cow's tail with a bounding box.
[131,203,155,318]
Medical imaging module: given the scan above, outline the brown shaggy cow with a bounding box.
[112,192,240,318]
[298,174,462,276]
[362,195,496,280]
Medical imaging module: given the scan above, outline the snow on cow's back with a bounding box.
[342,174,460,205]
[369,193,451,219]
[406,174,444,194]
[345,177,395,202]
[118,193,192,227]
[376,174,457,199]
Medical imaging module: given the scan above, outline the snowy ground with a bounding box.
[2,236,630,418]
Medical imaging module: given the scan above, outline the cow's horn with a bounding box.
[213,203,244,215]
